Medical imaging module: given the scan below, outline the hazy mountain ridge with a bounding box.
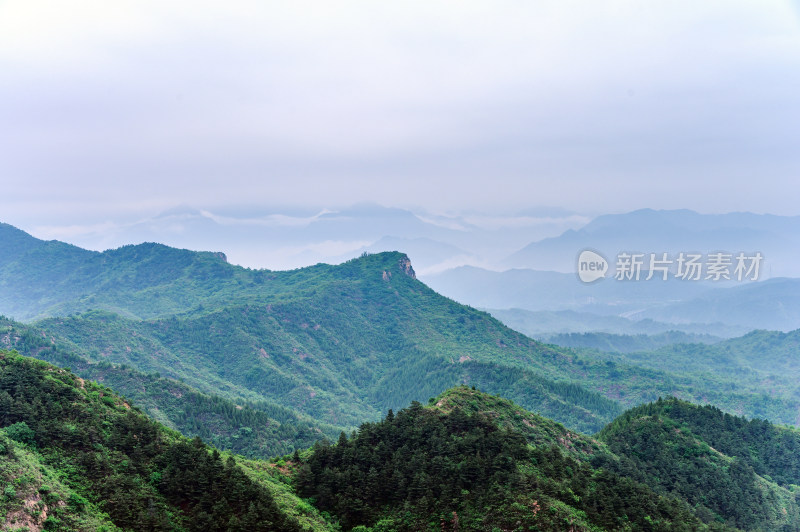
[506,209,800,277]
[11,208,800,333]
[632,277,800,331]
[422,209,800,335]
[426,265,800,333]
[19,204,586,273]
[422,264,716,314]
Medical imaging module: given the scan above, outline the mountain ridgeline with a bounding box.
[2,222,800,435]
[0,223,625,432]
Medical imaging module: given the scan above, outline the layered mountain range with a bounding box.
[2,221,800,530]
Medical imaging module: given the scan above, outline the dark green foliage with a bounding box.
[297,389,716,531]
[3,345,796,532]
[599,398,800,530]
[297,401,528,530]
[0,350,302,531]
[525,445,708,532]
[641,399,800,486]
[4,420,35,446]
[156,438,294,531]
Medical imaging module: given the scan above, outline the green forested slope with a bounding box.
[1,244,625,431]
[294,386,734,531]
[0,224,623,431]
[0,223,410,322]
[598,398,800,531]
[0,428,121,531]
[295,387,800,531]
[32,287,799,434]
[0,350,326,531]
[30,301,622,433]
[0,317,338,458]
[638,328,800,381]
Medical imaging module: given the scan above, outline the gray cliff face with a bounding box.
[398,256,416,279]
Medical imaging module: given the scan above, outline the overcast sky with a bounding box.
[2,0,800,232]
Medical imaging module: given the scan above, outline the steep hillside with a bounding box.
[430,386,606,461]
[33,290,800,433]
[599,398,800,530]
[294,388,800,531]
[0,350,330,531]
[0,317,338,458]
[30,293,623,433]
[0,429,120,531]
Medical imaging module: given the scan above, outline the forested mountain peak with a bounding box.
[295,386,726,531]
[429,386,605,459]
